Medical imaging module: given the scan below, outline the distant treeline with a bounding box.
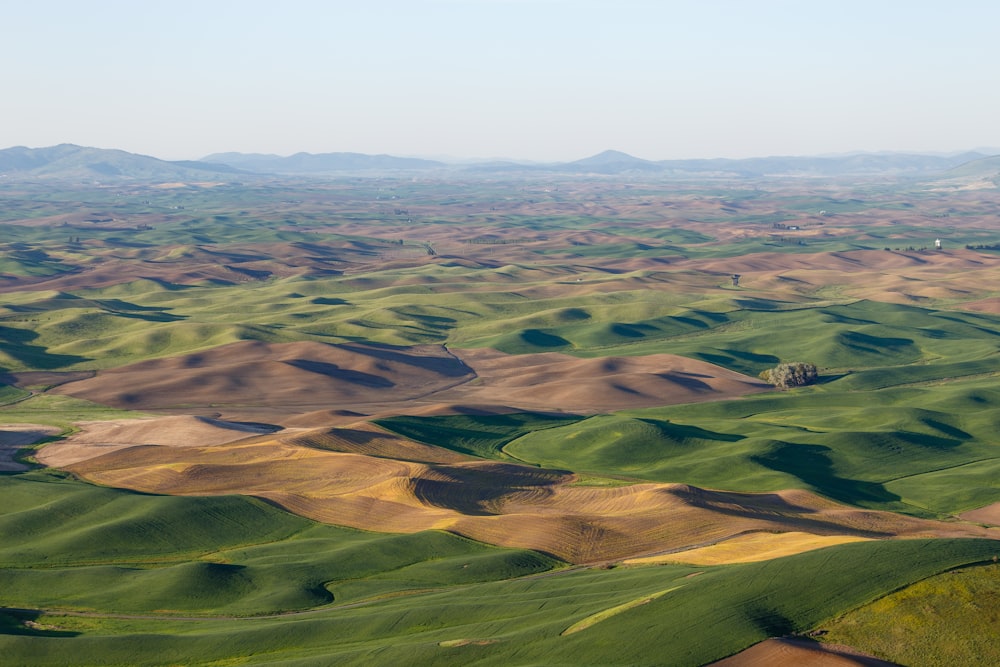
[966,243,1000,251]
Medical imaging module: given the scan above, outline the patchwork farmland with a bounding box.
[1,164,999,665]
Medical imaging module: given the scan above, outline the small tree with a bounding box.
[759,362,818,389]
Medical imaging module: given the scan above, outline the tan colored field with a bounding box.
[708,638,900,667]
[51,341,768,419]
[625,532,872,566]
[36,415,282,467]
[54,428,996,564]
[959,501,1000,526]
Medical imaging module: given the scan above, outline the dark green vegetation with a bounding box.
[374,412,583,460]
[2,172,1000,664]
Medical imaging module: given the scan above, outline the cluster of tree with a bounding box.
[759,362,818,389]
[966,243,1000,251]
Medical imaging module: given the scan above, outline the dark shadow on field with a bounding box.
[690,309,730,323]
[752,443,902,507]
[734,298,789,311]
[671,487,895,538]
[335,342,474,377]
[0,326,91,369]
[669,315,711,329]
[310,297,350,305]
[654,373,715,392]
[388,308,457,331]
[0,609,80,637]
[637,418,746,443]
[837,331,915,352]
[746,606,797,637]
[697,349,779,374]
[94,300,186,322]
[920,418,972,441]
[520,329,571,348]
[896,431,964,450]
[609,323,652,338]
[282,360,395,387]
[820,308,878,326]
[412,463,566,516]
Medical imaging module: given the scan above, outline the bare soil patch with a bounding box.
[36,415,280,468]
[708,637,900,667]
[959,501,1000,526]
[51,341,474,412]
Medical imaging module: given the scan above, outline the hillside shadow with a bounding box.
[751,442,902,507]
[920,418,972,440]
[95,298,183,315]
[335,342,474,377]
[0,326,91,369]
[838,331,915,352]
[283,360,394,387]
[697,349,779,374]
[610,323,650,338]
[520,329,571,348]
[655,373,715,392]
[638,418,746,443]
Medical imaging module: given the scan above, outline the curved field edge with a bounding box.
[1,539,997,666]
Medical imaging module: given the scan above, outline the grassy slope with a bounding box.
[373,412,584,460]
[1,538,997,666]
[504,375,1000,515]
[0,472,558,616]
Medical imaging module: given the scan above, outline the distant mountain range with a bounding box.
[201,151,445,173]
[1,144,997,182]
[0,144,246,181]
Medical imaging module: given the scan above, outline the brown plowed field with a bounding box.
[708,637,900,667]
[441,348,769,412]
[959,501,1000,526]
[57,430,996,564]
[50,341,768,418]
[51,340,475,411]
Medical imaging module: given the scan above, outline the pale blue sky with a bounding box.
[4,0,999,161]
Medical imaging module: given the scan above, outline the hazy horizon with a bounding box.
[6,1,1000,162]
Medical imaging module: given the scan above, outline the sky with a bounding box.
[4,0,1000,162]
